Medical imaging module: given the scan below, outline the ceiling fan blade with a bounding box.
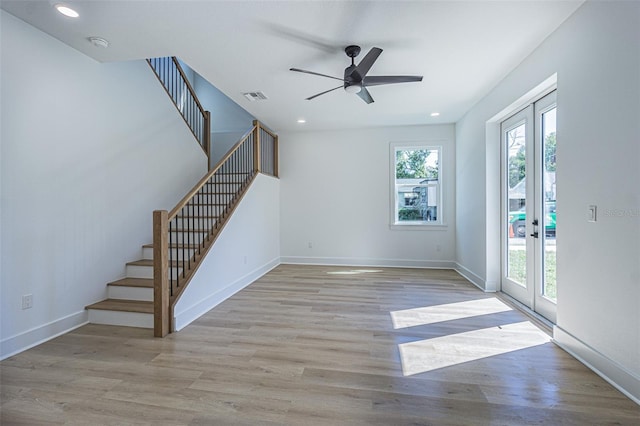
[306,85,343,100]
[356,87,374,104]
[290,68,345,82]
[351,47,383,80]
[363,75,423,86]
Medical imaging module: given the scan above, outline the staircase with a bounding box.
[85,125,276,333]
[85,241,199,328]
[85,56,278,335]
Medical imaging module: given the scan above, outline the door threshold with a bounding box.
[495,291,554,336]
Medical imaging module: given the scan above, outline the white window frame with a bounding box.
[389,142,444,229]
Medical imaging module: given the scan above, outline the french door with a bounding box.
[501,91,557,323]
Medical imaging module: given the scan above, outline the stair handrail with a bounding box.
[147,57,211,162]
[153,120,277,337]
[168,126,254,219]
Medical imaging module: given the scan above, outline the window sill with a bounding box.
[389,223,448,231]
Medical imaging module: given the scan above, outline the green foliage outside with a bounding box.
[398,208,422,221]
[544,132,556,172]
[508,131,556,188]
[508,145,526,188]
[396,149,438,180]
[508,248,557,300]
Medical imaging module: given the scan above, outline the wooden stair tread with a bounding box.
[86,299,153,314]
[107,277,153,288]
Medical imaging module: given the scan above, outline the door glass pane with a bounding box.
[542,107,557,301]
[506,123,527,286]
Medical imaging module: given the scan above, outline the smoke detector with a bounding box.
[88,36,109,48]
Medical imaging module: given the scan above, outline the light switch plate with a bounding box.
[588,205,597,222]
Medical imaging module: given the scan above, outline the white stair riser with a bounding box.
[142,246,199,260]
[142,246,153,259]
[126,264,181,279]
[108,286,153,302]
[88,309,153,329]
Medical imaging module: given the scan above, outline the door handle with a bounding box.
[531,218,539,238]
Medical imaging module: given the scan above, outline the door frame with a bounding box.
[500,105,535,306]
[500,90,557,323]
[532,91,557,323]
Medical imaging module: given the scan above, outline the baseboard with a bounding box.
[454,262,490,291]
[553,325,640,405]
[280,256,455,269]
[0,310,88,360]
[173,257,280,331]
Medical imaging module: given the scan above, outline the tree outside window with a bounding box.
[392,145,441,225]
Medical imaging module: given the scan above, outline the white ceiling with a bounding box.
[1,0,583,132]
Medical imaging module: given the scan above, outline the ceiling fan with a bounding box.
[290,45,423,104]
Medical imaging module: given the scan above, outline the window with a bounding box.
[391,144,442,226]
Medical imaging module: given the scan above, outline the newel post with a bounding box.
[253,119,261,174]
[153,210,170,337]
[204,111,212,169]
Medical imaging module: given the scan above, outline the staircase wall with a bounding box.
[191,72,256,167]
[173,174,280,331]
[0,11,207,359]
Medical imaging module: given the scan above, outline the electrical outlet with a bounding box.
[22,294,33,310]
[308,242,313,249]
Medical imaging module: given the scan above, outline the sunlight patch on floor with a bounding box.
[390,298,513,329]
[398,321,551,376]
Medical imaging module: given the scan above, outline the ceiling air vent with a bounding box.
[243,91,268,102]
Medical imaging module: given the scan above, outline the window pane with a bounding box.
[393,146,441,225]
[542,107,557,302]
[395,149,438,180]
[506,123,527,286]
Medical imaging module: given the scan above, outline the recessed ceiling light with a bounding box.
[55,4,79,18]
[430,112,440,117]
[297,119,306,124]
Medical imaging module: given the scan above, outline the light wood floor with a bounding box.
[2,265,638,425]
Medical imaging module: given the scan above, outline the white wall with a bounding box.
[0,11,207,359]
[455,1,639,401]
[192,74,255,165]
[173,174,280,330]
[279,125,456,268]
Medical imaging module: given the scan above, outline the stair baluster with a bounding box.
[153,121,278,336]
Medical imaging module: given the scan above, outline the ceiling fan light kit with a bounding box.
[344,83,362,94]
[290,45,423,104]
